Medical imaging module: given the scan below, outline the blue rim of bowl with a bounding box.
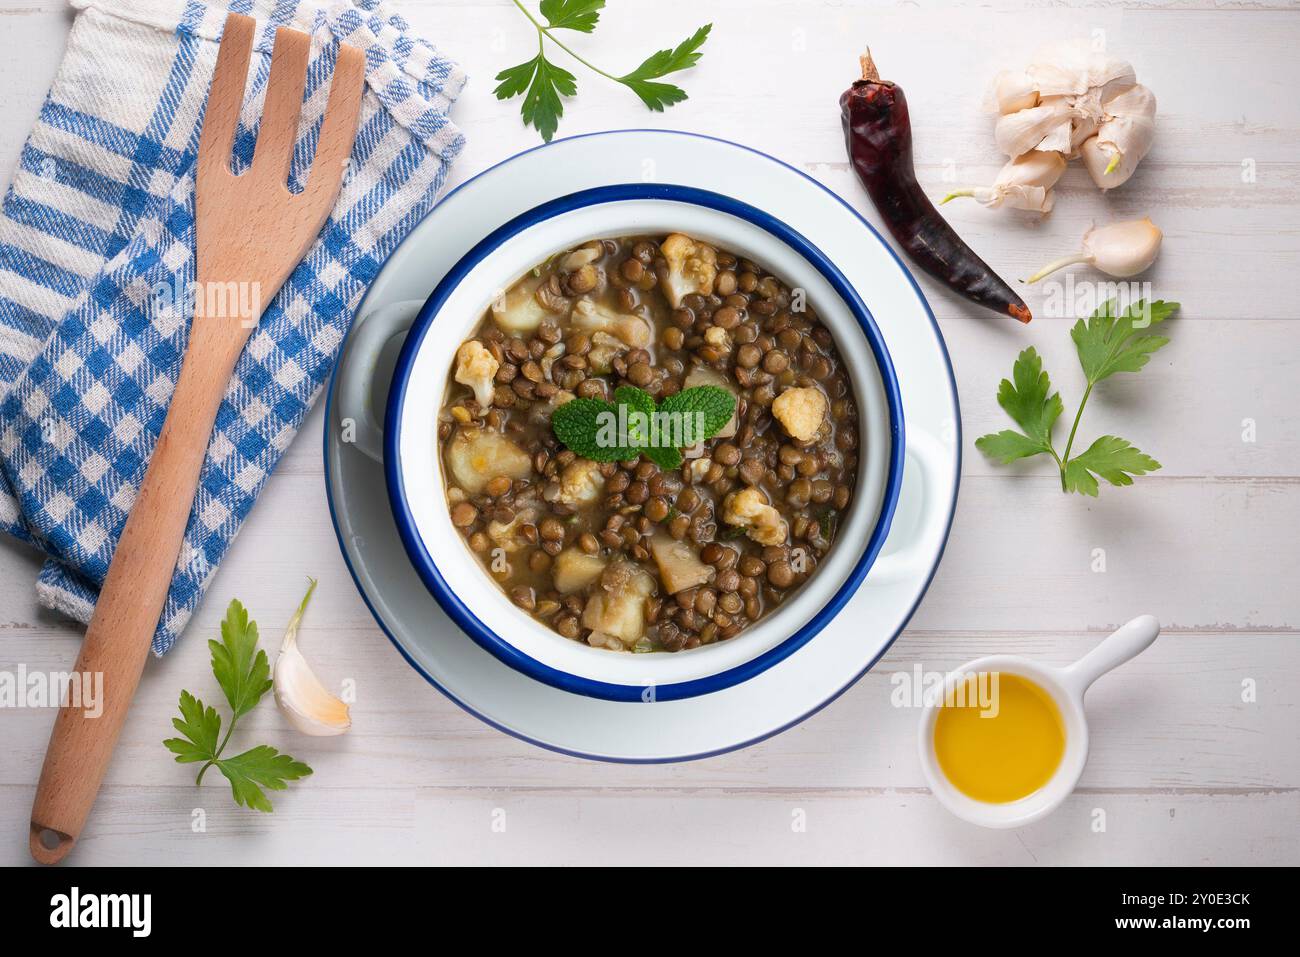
[382,182,905,702]
[323,128,961,760]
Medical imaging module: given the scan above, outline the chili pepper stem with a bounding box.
[859,49,879,82]
[1024,253,1091,284]
[939,189,976,205]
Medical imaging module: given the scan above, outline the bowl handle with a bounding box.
[335,299,424,462]
[868,428,953,585]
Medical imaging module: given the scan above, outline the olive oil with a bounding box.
[933,672,1065,803]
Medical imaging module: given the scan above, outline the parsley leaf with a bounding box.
[540,0,604,33]
[1072,298,1176,385]
[208,598,271,720]
[496,2,710,141]
[164,594,312,812]
[618,24,711,111]
[216,746,313,813]
[163,690,221,764]
[975,299,1179,495]
[974,347,1063,464]
[493,53,577,144]
[1063,435,1161,497]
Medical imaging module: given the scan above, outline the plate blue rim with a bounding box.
[322,129,961,760]
[384,182,905,702]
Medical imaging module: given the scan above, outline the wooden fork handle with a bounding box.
[29,326,242,864]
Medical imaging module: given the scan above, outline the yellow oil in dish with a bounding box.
[933,672,1066,804]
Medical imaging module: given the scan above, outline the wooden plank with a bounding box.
[4,625,1294,789]
[0,784,1291,866]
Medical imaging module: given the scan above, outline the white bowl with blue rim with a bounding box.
[337,184,912,701]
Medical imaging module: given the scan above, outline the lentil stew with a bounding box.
[438,233,861,653]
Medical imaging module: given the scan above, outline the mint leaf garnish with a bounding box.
[551,384,736,466]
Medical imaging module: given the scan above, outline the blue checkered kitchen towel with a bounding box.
[0,0,464,653]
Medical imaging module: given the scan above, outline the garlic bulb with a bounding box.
[988,39,1154,194]
[1079,85,1157,189]
[1025,218,1163,283]
[942,150,1067,213]
[274,579,352,736]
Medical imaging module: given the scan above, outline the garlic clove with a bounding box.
[1025,217,1162,283]
[274,579,352,737]
[995,97,1075,157]
[941,151,1065,212]
[990,70,1039,114]
[1082,217,1163,278]
[1080,84,1157,189]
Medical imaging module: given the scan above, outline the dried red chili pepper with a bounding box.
[840,52,1031,324]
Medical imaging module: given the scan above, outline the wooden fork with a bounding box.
[29,13,364,864]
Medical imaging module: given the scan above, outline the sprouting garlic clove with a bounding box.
[1079,84,1157,189]
[274,579,352,737]
[1025,217,1163,283]
[941,151,1066,213]
[1082,217,1163,277]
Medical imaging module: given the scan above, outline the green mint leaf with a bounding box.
[643,445,683,470]
[1063,435,1161,497]
[1072,299,1178,385]
[552,397,616,459]
[216,745,312,813]
[553,397,640,461]
[208,599,271,720]
[540,0,604,33]
[657,385,736,444]
[994,347,1063,450]
[163,690,221,764]
[619,23,711,82]
[613,385,656,448]
[493,53,577,143]
[975,429,1053,465]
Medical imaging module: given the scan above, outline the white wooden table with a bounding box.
[1,0,1297,866]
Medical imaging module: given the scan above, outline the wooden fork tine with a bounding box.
[251,26,312,187]
[298,43,366,217]
[196,13,255,185]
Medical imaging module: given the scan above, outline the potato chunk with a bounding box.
[571,297,651,348]
[772,386,828,442]
[446,429,532,494]
[660,233,718,308]
[490,274,547,333]
[487,506,537,553]
[558,458,605,506]
[722,487,789,546]
[454,340,498,409]
[649,534,715,594]
[582,561,656,647]
[553,548,606,594]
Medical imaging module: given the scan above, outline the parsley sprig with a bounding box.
[975,299,1179,496]
[552,383,735,470]
[164,597,311,811]
[495,1,712,142]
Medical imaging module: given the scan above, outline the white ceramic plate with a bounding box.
[323,130,960,761]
